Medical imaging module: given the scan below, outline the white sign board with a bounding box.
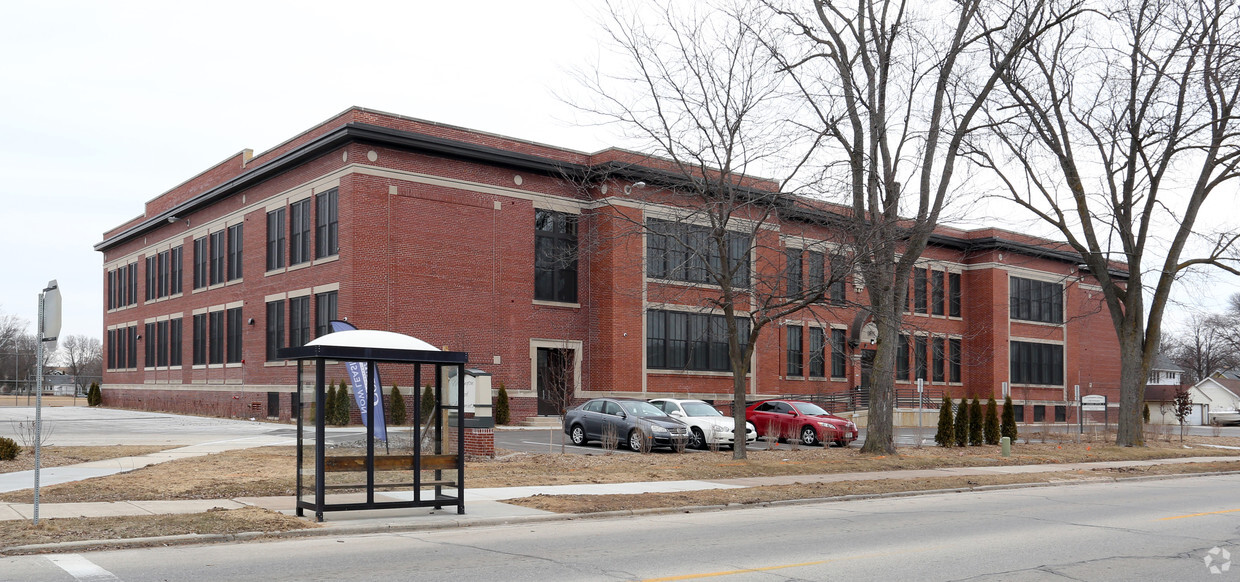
[1081,394,1106,411]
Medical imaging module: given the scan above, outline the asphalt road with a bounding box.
[4,473,1238,581]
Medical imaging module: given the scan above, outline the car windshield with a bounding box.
[682,402,723,417]
[794,402,831,416]
[622,401,667,417]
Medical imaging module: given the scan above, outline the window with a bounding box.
[1033,405,1046,422]
[785,249,802,296]
[932,337,945,382]
[914,268,927,314]
[948,272,961,317]
[266,208,285,271]
[193,314,207,365]
[107,270,116,310]
[645,218,750,288]
[1010,276,1063,324]
[808,327,825,378]
[266,300,285,361]
[127,263,137,305]
[193,237,208,289]
[226,307,243,364]
[914,336,927,380]
[786,325,803,376]
[289,296,311,348]
[315,291,337,337]
[931,270,945,316]
[1012,404,1025,423]
[290,199,312,265]
[896,334,910,381]
[144,322,156,368]
[646,309,749,372]
[158,250,169,298]
[208,311,224,365]
[145,256,156,301]
[1055,405,1067,422]
[534,209,578,303]
[1010,341,1064,385]
[829,255,847,304]
[209,231,225,286]
[170,247,182,295]
[227,224,243,281]
[169,318,182,367]
[807,251,824,297]
[831,328,847,378]
[949,338,961,383]
[106,329,116,369]
[315,188,339,258]
[157,320,169,367]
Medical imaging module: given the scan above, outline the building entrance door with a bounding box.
[536,347,574,416]
[856,350,876,409]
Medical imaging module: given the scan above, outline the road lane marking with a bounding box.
[47,554,121,581]
[1160,508,1240,521]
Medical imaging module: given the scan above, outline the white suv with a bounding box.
[649,398,757,450]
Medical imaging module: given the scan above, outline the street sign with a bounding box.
[1081,394,1106,411]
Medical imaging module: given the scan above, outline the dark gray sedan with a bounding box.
[564,398,689,451]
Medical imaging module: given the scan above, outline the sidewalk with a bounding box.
[4,454,1239,528]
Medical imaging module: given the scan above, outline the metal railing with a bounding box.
[777,387,946,414]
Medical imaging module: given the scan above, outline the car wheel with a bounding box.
[800,426,818,446]
[570,425,587,446]
[629,429,644,451]
[688,427,706,450]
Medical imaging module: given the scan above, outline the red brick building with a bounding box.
[96,107,1123,425]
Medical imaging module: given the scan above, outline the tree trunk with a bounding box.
[1114,320,1149,447]
[860,293,899,455]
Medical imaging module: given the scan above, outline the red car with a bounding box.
[745,399,858,447]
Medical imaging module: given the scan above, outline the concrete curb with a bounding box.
[5,469,1240,556]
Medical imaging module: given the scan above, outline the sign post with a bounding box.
[33,280,61,526]
[1081,394,1107,437]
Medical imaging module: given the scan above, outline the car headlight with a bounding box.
[650,425,669,434]
[817,422,838,430]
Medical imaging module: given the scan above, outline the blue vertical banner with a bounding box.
[330,320,387,441]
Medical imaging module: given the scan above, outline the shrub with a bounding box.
[954,399,969,447]
[495,382,510,425]
[0,437,18,461]
[935,395,955,447]
[1001,395,1019,443]
[969,398,983,446]
[334,381,351,426]
[1143,402,1150,423]
[984,397,1000,445]
[87,382,102,407]
[324,382,337,423]
[388,385,407,426]
[421,385,435,418]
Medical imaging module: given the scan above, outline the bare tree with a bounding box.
[763,0,1081,453]
[0,310,34,395]
[977,0,1240,446]
[578,1,852,460]
[59,334,103,396]
[1165,313,1240,382]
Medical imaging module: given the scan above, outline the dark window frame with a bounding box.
[808,327,826,378]
[948,272,961,317]
[1010,340,1064,385]
[785,248,803,297]
[646,309,749,373]
[289,295,311,348]
[315,188,339,259]
[193,237,208,290]
[931,270,945,316]
[266,300,285,361]
[266,208,286,271]
[208,310,224,365]
[1010,276,1063,324]
[227,224,243,281]
[786,325,803,376]
[192,313,207,366]
[209,231,225,286]
[831,328,847,378]
[289,199,312,265]
[645,218,751,289]
[169,318,182,367]
[226,307,243,364]
[315,291,337,338]
[534,209,578,303]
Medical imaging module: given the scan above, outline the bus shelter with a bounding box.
[279,329,469,522]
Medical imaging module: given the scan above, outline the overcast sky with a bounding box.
[0,0,1235,345]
